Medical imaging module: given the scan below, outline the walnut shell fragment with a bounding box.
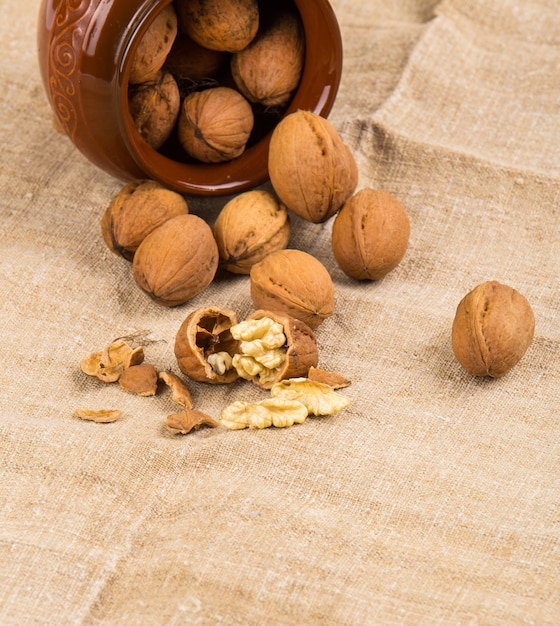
[175,306,240,384]
[250,249,335,329]
[231,9,305,107]
[178,87,254,163]
[119,363,159,396]
[219,398,308,430]
[175,0,259,52]
[308,367,351,389]
[268,110,358,223]
[166,409,219,435]
[158,370,193,409]
[101,180,189,261]
[451,281,535,378]
[212,190,290,274]
[74,409,122,423]
[132,214,219,307]
[231,309,318,389]
[80,340,144,383]
[270,378,351,416]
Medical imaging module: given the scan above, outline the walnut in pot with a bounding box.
[132,214,219,307]
[128,70,181,151]
[164,32,227,82]
[451,281,535,378]
[212,190,290,274]
[268,110,359,223]
[101,180,189,261]
[175,0,259,53]
[177,87,254,163]
[249,249,335,329]
[332,188,410,280]
[231,9,305,108]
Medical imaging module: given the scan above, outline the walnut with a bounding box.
[174,306,240,384]
[219,398,308,430]
[80,340,144,383]
[158,370,193,409]
[249,249,335,329]
[268,110,359,223]
[132,214,219,307]
[231,9,305,107]
[175,0,259,53]
[164,32,227,81]
[332,188,410,280]
[270,378,351,416]
[177,87,254,163]
[101,180,189,261]
[166,409,219,435]
[230,310,318,389]
[130,5,178,84]
[212,190,290,274]
[451,281,535,378]
[74,409,122,423]
[128,71,181,150]
[119,363,159,396]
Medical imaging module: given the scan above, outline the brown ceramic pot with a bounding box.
[37,0,343,196]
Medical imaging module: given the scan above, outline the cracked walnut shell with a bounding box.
[250,249,335,329]
[451,281,535,378]
[132,214,218,307]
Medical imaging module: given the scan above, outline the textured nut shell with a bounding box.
[231,10,305,107]
[451,281,535,378]
[164,33,227,81]
[119,363,159,396]
[332,188,410,280]
[246,310,318,389]
[175,306,240,384]
[132,214,218,307]
[250,249,335,329]
[101,180,189,261]
[175,0,259,52]
[178,87,254,163]
[268,110,358,223]
[130,5,178,84]
[213,190,290,274]
[128,71,181,150]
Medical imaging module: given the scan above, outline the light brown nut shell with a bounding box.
[101,180,189,261]
[212,190,290,274]
[332,188,410,280]
[249,249,335,329]
[231,9,304,107]
[178,87,254,163]
[166,409,219,435]
[174,306,240,384]
[119,363,159,396]
[132,214,218,307]
[451,281,535,378]
[268,110,358,223]
[130,5,178,84]
[175,0,259,52]
[244,309,319,389]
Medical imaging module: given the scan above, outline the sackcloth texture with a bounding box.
[1,0,559,624]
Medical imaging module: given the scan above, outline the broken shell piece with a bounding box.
[166,409,219,435]
[158,370,193,409]
[270,378,351,416]
[119,363,158,396]
[219,397,308,430]
[73,408,122,423]
[80,340,144,383]
[307,367,351,389]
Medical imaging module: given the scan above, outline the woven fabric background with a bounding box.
[1,0,559,624]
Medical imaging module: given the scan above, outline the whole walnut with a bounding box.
[132,214,218,307]
[451,281,535,378]
[212,190,290,274]
[231,9,305,108]
[175,0,259,52]
[164,33,227,82]
[128,70,180,150]
[101,179,189,261]
[177,87,254,163]
[268,110,358,223]
[129,5,178,84]
[332,188,410,280]
[250,249,335,329]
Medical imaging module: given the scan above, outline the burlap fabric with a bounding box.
[1,0,559,623]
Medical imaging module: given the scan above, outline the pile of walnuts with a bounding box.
[128,0,305,162]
